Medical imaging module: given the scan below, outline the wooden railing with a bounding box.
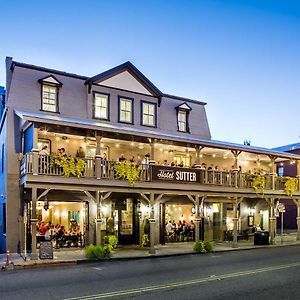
[19,153,299,193]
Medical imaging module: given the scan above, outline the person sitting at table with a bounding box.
[178,161,184,167]
[129,156,135,164]
[44,226,51,241]
[69,220,80,235]
[55,225,66,248]
[166,220,173,235]
[39,221,47,236]
[163,159,168,166]
[119,154,126,162]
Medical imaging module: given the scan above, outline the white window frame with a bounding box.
[42,84,58,112]
[142,101,156,127]
[119,97,133,123]
[178,110,187,132]
[94,93,109,120]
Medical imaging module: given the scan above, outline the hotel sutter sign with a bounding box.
[150,165,200,183]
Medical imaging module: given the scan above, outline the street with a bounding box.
[1,245,300,300]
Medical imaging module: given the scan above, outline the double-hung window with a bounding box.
[178,111,187,132]
[176,102,192,133]
[38,75,62,113]
[142,101,156,127]
[119,97,133,124]
[42,85,58,112]
[93,93,109,120]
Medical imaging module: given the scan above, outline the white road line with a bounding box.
[92,267,103,271]
[64,261,300,300]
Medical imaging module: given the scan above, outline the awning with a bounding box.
[14,109,300,160]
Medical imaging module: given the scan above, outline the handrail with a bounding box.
[19,153,299,193]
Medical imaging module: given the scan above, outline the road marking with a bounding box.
[64,261,300,300]
[93,267,103,271]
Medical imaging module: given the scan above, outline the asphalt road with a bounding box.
[1,245,300,300]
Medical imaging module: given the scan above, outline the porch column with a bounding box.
[30,188,38,260]
[297,161,300,191]
[195,146,204,165]
[268,198,276,245]
[194,195,200,242]
[95,192,102,246]
[149,193,156,255]
[150,142,155,161]
[297,202,300,241]
[232,200,239,248]
[95,135,102,156]
[231,151,241,188]
[269,156,277,190]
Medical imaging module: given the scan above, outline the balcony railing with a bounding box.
[20,153,299,193]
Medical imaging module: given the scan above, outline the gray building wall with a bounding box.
[1,57,211,253]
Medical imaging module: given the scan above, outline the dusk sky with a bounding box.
[1,0,299,149]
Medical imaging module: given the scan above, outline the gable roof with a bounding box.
[37,75,63,86]
[85,61,163,101]
[175,102,193,111]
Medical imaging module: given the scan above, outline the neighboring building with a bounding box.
[1,56,300,257]
[273,143,300,231]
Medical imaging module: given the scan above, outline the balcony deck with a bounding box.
[20,153,299,197]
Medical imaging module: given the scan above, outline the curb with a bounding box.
[4,243,300,270]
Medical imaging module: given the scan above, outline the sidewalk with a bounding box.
[1,236,300,270]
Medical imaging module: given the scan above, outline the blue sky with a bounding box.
[1,0,299,148]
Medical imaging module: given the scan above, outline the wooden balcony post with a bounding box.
[95,156,102,179]
[195,146,204,166]
[269,156,277,190]
[30,188,38,260]
[32,149,39,175]
[149,193,156,255]
[297,161,300,191]
[268,198,276,245]
[232,199,240,248]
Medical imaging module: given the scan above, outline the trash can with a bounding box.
[254,231,269,245]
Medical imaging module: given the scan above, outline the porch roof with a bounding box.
[15,109,300,161]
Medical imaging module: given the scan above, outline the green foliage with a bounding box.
[113,161,142,186]
[85,244,110,259]
[203,241,214,253]
[106,217,115,235]
[281,177,298,197]
[50,155,86,178]
[246,172,265,196]
[141,234,150,247]
[193,240,205,253]
[193,240,213,253]
[104,235,118,249]
[144,219,150,235]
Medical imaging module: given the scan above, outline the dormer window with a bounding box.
[176,102,192,133]
[38,75,63,113]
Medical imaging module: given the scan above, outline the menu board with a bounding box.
[39,241,53,259]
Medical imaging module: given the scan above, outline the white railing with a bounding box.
[19,153,298,192]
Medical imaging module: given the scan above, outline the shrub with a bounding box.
[107,235,118,249]
[193,240,205,253]
[85,244,107,259]
[203,241,214,253]
[141,234,150,247]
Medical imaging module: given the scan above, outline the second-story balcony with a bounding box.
[20,152,298,196]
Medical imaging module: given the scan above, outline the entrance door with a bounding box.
[116,199,139,245]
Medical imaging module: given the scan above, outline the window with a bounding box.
[42,84,58,112]
[119,97,133,124]
[93,93,109,120]
[176,102,192,133]
[38,75,62,113]
[278,166,284,176]
[141,101,156,127]
[178,111,187,132]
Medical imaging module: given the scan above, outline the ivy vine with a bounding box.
[246,172,265,196]
[50,155,86,178]
[113,161,142,186]
[281,176,298,197]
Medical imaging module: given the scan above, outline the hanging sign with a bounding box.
[150,165,200,183]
